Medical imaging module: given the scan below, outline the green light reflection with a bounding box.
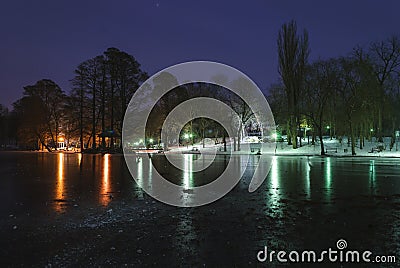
[324,157,332,202]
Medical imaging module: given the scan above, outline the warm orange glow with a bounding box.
[58,137,64,142]
[77,153,82,165]
[100,154,111,206]
[55,153,65,213]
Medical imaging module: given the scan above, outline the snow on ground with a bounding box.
[275,136,400,157]
[168,137,400,158]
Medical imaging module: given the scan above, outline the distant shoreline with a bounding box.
[1,149,399,159]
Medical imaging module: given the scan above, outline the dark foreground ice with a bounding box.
[0,152,399,267]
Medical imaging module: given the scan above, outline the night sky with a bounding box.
[1,0,400,109]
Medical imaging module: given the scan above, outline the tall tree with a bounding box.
[369,36,400,142]
[71,67,94,150]
[18,79,66,151]
[302,59,338,155]
[70,48,147,151]
[336,56,378,155]
[104,48,147,149]
[277,20,310,149]
[73,56,104,149]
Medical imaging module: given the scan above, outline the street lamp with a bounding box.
[370,129,374,144]
[326,125,332,140]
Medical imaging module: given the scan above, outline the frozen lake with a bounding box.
[0,152,399,266]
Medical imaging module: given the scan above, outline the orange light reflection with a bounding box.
[54,153,65,213]
[77,153,82,166]
[100,154,111,206]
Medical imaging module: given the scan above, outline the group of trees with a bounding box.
[13,79,66,151]
[144,74,258,152]
[3,47,258,153]
[2,21,400,155]
[69,47,147,151]
[6,48,147,152]
[270,20,400,155]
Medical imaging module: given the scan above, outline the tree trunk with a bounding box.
[223,134,227,152]
[377,105,383,142]
[120,85,126,149]
[101,93,105,149]
[350,122,356,156]
[202,129,205,148]
[92,84,96,150]
[110,84,114,149]
[237,121,242,151]
[319,131,325,156]
[312,128,315,145]
[55,121,59,150]
[290,115,297,149]
[318,121,325,156]
[287,120,292,145]
[80,87,84,152]
[36,131,52,152]
[298,121,302,147]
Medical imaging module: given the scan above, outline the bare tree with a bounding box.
[302,59,338,155]
[277,20,310,149]
[336,56,377,155]
[369,36,400,142]
[22,79,65,150]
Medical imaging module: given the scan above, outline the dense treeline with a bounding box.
[1,21,400,155]
[144,78,258,151]
[269,21,400,155]
[69,47,147,151]
[1,45,257,152]
[2,48,147,152]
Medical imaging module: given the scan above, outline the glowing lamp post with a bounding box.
[326,125,332,139]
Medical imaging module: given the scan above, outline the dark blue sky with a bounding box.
[1,0,400,109]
